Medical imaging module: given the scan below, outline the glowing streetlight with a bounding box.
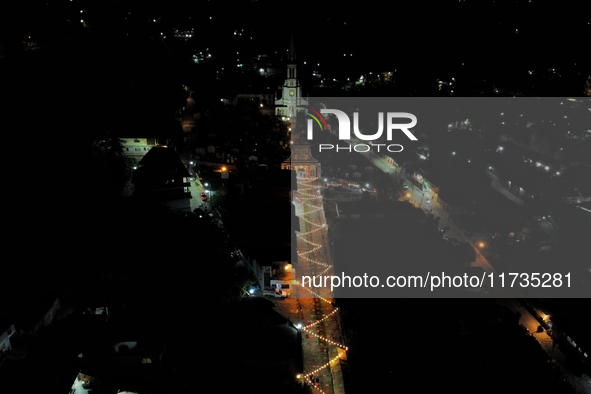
[478,242,485,248]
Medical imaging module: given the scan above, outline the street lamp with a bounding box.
[478,242,485,248]
[296,373,304,388]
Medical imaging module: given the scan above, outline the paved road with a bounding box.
[176,154,207,212]
[498,299,591,393]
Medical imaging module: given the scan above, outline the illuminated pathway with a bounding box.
[293,176,347,394]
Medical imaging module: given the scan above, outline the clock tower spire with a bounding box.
[289,29,296,62]
[275,31,308,132]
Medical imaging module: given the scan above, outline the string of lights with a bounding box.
[294,176,347,392]
[301,328,348,350]
[303,355,342,381]
[303,308,339,329]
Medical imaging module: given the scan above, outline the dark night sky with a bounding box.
[5,0,590,73]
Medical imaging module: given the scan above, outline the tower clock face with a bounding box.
[289,90,294,96]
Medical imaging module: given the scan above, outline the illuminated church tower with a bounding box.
[275,32,308,130]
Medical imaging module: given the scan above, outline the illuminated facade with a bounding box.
[275,34,308,122]
[282,140,321,179]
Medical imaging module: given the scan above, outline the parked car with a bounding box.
[326,181,342,188]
